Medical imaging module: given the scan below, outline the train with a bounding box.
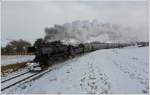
[27,40,148,71]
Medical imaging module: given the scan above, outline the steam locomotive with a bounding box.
[27,40,134,71]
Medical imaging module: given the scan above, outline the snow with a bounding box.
[2,47,149,94]
[1,55,35,65]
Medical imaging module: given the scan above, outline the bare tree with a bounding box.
[1,39,31,55]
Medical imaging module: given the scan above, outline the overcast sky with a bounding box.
[1,0,148,46]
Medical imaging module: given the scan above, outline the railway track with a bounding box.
[1,71,30,83]
[1,66,56,91]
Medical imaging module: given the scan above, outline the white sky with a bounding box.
[1,0,149,46]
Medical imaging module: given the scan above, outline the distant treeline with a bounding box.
[1,39,32,55]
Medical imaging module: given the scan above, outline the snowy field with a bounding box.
[1,55,35,66]
[2,47,149,94]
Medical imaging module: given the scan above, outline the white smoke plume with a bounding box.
[44,19,148,44]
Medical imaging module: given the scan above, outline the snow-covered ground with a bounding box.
[2,47,149,94]
[1,55,35,66]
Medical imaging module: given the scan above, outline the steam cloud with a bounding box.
[44,19,148,44]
